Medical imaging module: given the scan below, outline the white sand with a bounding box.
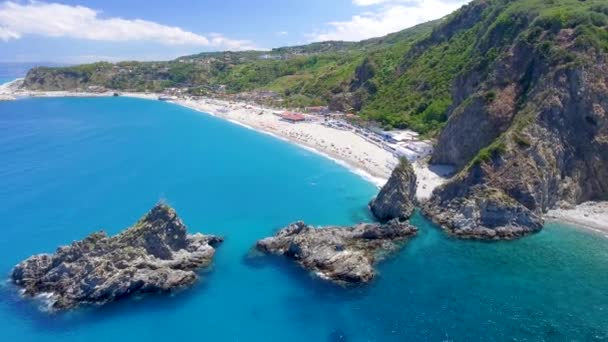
[175,98,397,186]
[5,88,452,193]
[5,86,607,235]
[177,98,457,195]
[412,162,454,200]
[546,202,608,236]
[0,78,22,99]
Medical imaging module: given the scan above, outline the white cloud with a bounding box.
[207,33,256,50]
[309,0,471,42]
[0,25,19,40]
[276,31,289,36]
[0,1,256,50]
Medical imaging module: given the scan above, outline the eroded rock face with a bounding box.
[422,185,543,240]
[255,220,417,284]
[423,25,608,239]
[370,159,417,222]
[11,204,223,310]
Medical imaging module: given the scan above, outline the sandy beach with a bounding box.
[5,83,450,193]
[174,98,399,185]
[169,97,452,195]
[3,81,608,234]
[546,202,608,237]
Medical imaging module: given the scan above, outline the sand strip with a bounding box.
[546,202,608,237]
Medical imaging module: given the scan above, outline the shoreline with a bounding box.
[5,86,397,187]
[171,97,393,187]
[546,202,608,237]
[5,83,607,235]
[174,99,389,187]
[546,216,608,237]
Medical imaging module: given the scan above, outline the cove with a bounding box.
[0,97,606,341]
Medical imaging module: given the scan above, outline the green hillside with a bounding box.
[22,0,608,136]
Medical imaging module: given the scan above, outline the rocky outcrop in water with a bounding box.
[254,220,417,284]
[11,204,223,310]
[369,158,417,222]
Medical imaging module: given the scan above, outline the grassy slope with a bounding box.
[24,0,608,136]
[466,0,608,165]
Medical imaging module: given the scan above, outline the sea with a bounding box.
[0,76,607,341]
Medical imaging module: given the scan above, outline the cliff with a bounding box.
[421,0,608,239]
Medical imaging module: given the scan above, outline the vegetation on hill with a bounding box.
[23,0,608,137]
[420,0,608,237]
[20,0,608,237]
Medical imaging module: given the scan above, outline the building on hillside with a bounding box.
[382,130,420,144]
[259,54,283,60]
[388,140,433,161]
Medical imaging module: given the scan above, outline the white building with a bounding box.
[383,130,420,143]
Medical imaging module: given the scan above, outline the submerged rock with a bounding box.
[369,158,417,222]
[11,204,223,310]
[255,220,417,284]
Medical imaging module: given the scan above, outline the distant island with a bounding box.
[10,0,608,238]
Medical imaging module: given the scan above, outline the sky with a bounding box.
[0,0,471,63]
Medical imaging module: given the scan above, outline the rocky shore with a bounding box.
[253,157,421,285]
[254,220,417,284]
[369,158,417,222]
[11,204,223,310]
[422,186,544,240]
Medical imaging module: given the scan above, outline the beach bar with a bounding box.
[280,112,306,123]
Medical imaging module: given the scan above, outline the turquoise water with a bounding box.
[0,97,607,341]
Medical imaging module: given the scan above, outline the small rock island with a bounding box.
[11,204,222,310]
[255,160,419,285]
[255,220,417,284]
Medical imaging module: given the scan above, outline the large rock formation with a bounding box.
[421,1,608,239]
[254,220,417,284]
[369,158,417,222]
[422,185,543,240]
[11,204,223,310]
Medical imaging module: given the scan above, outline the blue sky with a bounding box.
[0,0,470,63]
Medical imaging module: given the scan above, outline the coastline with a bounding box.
[5,85,397,187]
[546,202,608,237]
[7,83,607,235]
[172,97,395,187]
[4,81,455,192]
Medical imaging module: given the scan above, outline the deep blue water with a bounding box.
[0,97,607,341]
